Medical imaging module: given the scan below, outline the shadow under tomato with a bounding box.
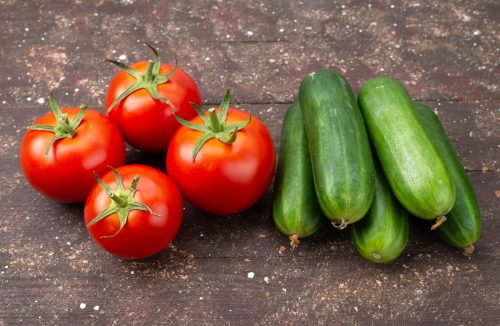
[124,146,166,171]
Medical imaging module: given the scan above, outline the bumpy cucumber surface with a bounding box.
[415,103,481,255]
[352,161,409,263]
[358,77,455,226]
[299,69,374,228]
[273,102,324,247]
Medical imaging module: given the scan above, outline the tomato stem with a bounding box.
[106,43,178,112]
[86,167,159,239]
[58,113,76,136]
[145,60,155,82]
[109,193,128,207]
[27,92,87,156]
[173,90,252,161]
[208,108,222,132]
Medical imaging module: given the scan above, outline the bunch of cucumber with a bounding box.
[272,69,481,262]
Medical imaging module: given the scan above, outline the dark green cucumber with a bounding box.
[415,103,481,255]
[299,69,375,228]
[352,160,409,263]
[358,77,455,228]
[273,102,323,247]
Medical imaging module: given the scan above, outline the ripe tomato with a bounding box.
[20,94,126,203]
[105,45,202,153]
[166,90,276,215]
[84,165,183,259]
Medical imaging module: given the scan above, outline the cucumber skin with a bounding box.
[352,161,409,264]
[273,102,324,239]
[358,77,456,220]
[299,69,375,225]
[415,103,481,248]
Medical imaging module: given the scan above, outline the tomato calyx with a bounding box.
[86,167,159,239]
[174,90,251,161]
[106,43,177,112]
[28,92,87,156]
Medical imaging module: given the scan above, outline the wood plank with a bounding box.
[2,101,498,173]
[1,101,499,324]
[0,171,498,325]
[1,1,498,105]
[1,0,499,324]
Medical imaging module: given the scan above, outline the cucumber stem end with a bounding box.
[331,219,348,230]
[463,244,475,257]
[431,215,447,230]
[289,233,300,249]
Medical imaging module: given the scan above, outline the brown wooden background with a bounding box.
[1,0,499,324]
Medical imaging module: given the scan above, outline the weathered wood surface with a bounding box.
[1,0,499,325]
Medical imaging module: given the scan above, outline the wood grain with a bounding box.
[0,0,499,325]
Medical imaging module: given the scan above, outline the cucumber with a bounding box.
[299,69,374,228]
[273,102,324,248]
[358,77,456,229]
[352,160,409,263]
[415,103,481,255]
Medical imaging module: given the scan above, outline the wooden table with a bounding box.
[1,1,499,324]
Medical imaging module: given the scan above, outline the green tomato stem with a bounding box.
[109,193,129,207]
[86,167,158,239]
[58,113,76,136]
[208,108,222,132]
[145,60,155,82]
[172,90,252,161]
[27,92,87,155]
[106,43,177,112]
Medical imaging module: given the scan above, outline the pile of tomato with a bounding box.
[20,45,276,259]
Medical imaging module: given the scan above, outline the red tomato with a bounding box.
[166,104,276,215]
[84,165,183,259]
[20,105,126,203]
[105,48,202,153]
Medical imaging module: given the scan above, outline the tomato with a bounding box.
[20,94,126,203]
[166,90,276,215]
[105,45,202,153]
[84,165,183,259]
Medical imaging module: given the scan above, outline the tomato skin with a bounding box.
[166,108,276,215]
[20,108,126,203]
[106,61,202,153]
[84,165,183,259]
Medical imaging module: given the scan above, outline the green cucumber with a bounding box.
[299,69,375,228]
[352,160,409,263]
[273,102,324,247]
[358,77,456,229]
[415,103,481,255]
